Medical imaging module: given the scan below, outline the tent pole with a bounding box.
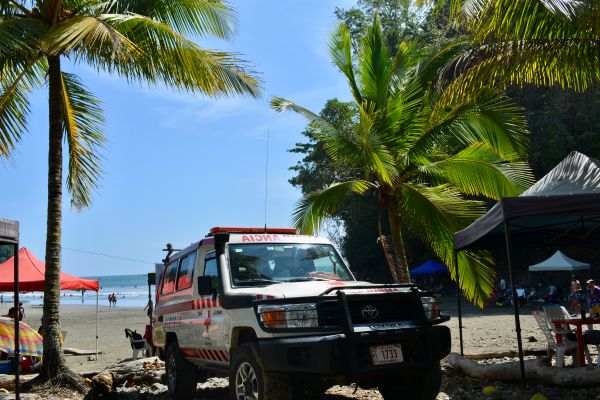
[13,243,19,400]
[454,251,464,356]
[504,220,526,386]
[96,290,99,361]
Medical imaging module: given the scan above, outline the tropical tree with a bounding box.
[436,0,600,102]
[272,18,533,306]
[0,0,260,388]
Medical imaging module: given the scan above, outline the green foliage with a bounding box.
[275,17,533,306]
[438,0,600,102]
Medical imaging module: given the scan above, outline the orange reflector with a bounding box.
[261,310,286,328]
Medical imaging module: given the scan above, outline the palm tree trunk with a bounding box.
[386,202,410,283]
[41,54,68,379]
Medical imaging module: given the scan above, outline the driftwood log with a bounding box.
[64,348,103,356]
[447,352,600,387]
[464,349,547,360]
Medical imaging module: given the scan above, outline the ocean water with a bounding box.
[0,274,154,308]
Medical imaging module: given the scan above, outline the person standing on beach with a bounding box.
[107,293,112,307]
[586,279,600,317]
[112,293,117,307]
[570,275,582,314]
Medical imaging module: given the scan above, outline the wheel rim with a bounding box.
[167,352,177,391]
[235,361,259,400]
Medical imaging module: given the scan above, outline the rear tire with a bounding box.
[229,342,292,400]
[378,362,441,400]
[165,340,197,400]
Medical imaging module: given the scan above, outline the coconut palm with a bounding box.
[436,0,600,102]
[272,18,533,307]
[0,0,260,386]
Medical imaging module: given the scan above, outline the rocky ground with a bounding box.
[93,357,600,400]
[4,356,600,400]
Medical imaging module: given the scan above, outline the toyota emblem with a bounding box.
[361,305,379,320]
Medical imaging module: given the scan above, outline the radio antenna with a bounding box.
[264,129,270,230]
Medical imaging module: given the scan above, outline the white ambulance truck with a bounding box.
[153,227,450,400]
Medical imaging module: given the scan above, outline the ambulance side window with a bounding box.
[162,260,179,295]
[204,258,221,294]
[177,252,197,290]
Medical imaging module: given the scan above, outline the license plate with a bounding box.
[369,344,403,365]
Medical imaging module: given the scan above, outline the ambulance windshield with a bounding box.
[228,243,353,285]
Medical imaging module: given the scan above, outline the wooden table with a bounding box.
[553,317,600,367]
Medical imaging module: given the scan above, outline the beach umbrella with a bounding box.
[0,317,42,357]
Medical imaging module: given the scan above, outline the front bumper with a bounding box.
[257,324,450,377]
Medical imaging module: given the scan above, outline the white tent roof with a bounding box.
[522,151,600,197]
[528,250,590,271]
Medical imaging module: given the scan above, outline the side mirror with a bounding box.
[197,276,213,296]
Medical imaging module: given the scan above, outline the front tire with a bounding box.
[229,342,292,400]
[165,340,197,400]
[378,362,441,400]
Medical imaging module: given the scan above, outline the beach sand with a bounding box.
[2,298,597,400]
[4,295,546,375]
[0,303,150,373]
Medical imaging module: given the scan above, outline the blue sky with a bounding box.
[1,0,357,276]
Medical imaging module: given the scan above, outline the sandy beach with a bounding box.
[2,298,599,399]
[0,303,150,373]
[4,294,547,374]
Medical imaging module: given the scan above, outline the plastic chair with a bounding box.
[125,328,149,360]
[543,306,594,365]
[532,310,578,367]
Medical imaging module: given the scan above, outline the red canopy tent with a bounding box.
[0,247,100,359]
[0,247,98,291]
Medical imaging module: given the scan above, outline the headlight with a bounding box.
[257,303,318,329]
[421,296,440,320]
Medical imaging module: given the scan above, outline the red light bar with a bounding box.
[210,227,297,235]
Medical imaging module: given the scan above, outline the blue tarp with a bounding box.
[410,259,447,275]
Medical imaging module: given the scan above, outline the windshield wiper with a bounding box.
[235,278,280,286]
[286,277,331,282]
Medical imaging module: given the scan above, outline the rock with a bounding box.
[84,371,115,400]
[530,394,548,400]
[482,386,497,395]
[149,383,166,393]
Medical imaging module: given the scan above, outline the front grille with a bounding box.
[317,294,420,328]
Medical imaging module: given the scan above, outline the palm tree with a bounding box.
[272,18,533,307]
[436,0,600,101]
[0,0,260,387]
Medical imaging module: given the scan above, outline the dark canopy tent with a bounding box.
[410,259,448,275]
[453,151,600,383]
[0,218,21,399]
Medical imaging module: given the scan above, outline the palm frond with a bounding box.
[409,88,529,162]
[416,143,534,199]
[89,13,261,97]
[399,183,491,305]
[454,249,496,308]
[43,15,141,61]
[440,0,600,94]
[357,16,392,107]
[61,71,106,210]
[100,0,236,39]
[0,58,45,157]
[0,18,48,60]
[439,38,600,101]
[328,23,362,103]
[355,101,398,185]
[292,180,374,235]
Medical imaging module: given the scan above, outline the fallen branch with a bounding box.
[64,348,103,356]
[464,349,547,360]
[447,352,600,387]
